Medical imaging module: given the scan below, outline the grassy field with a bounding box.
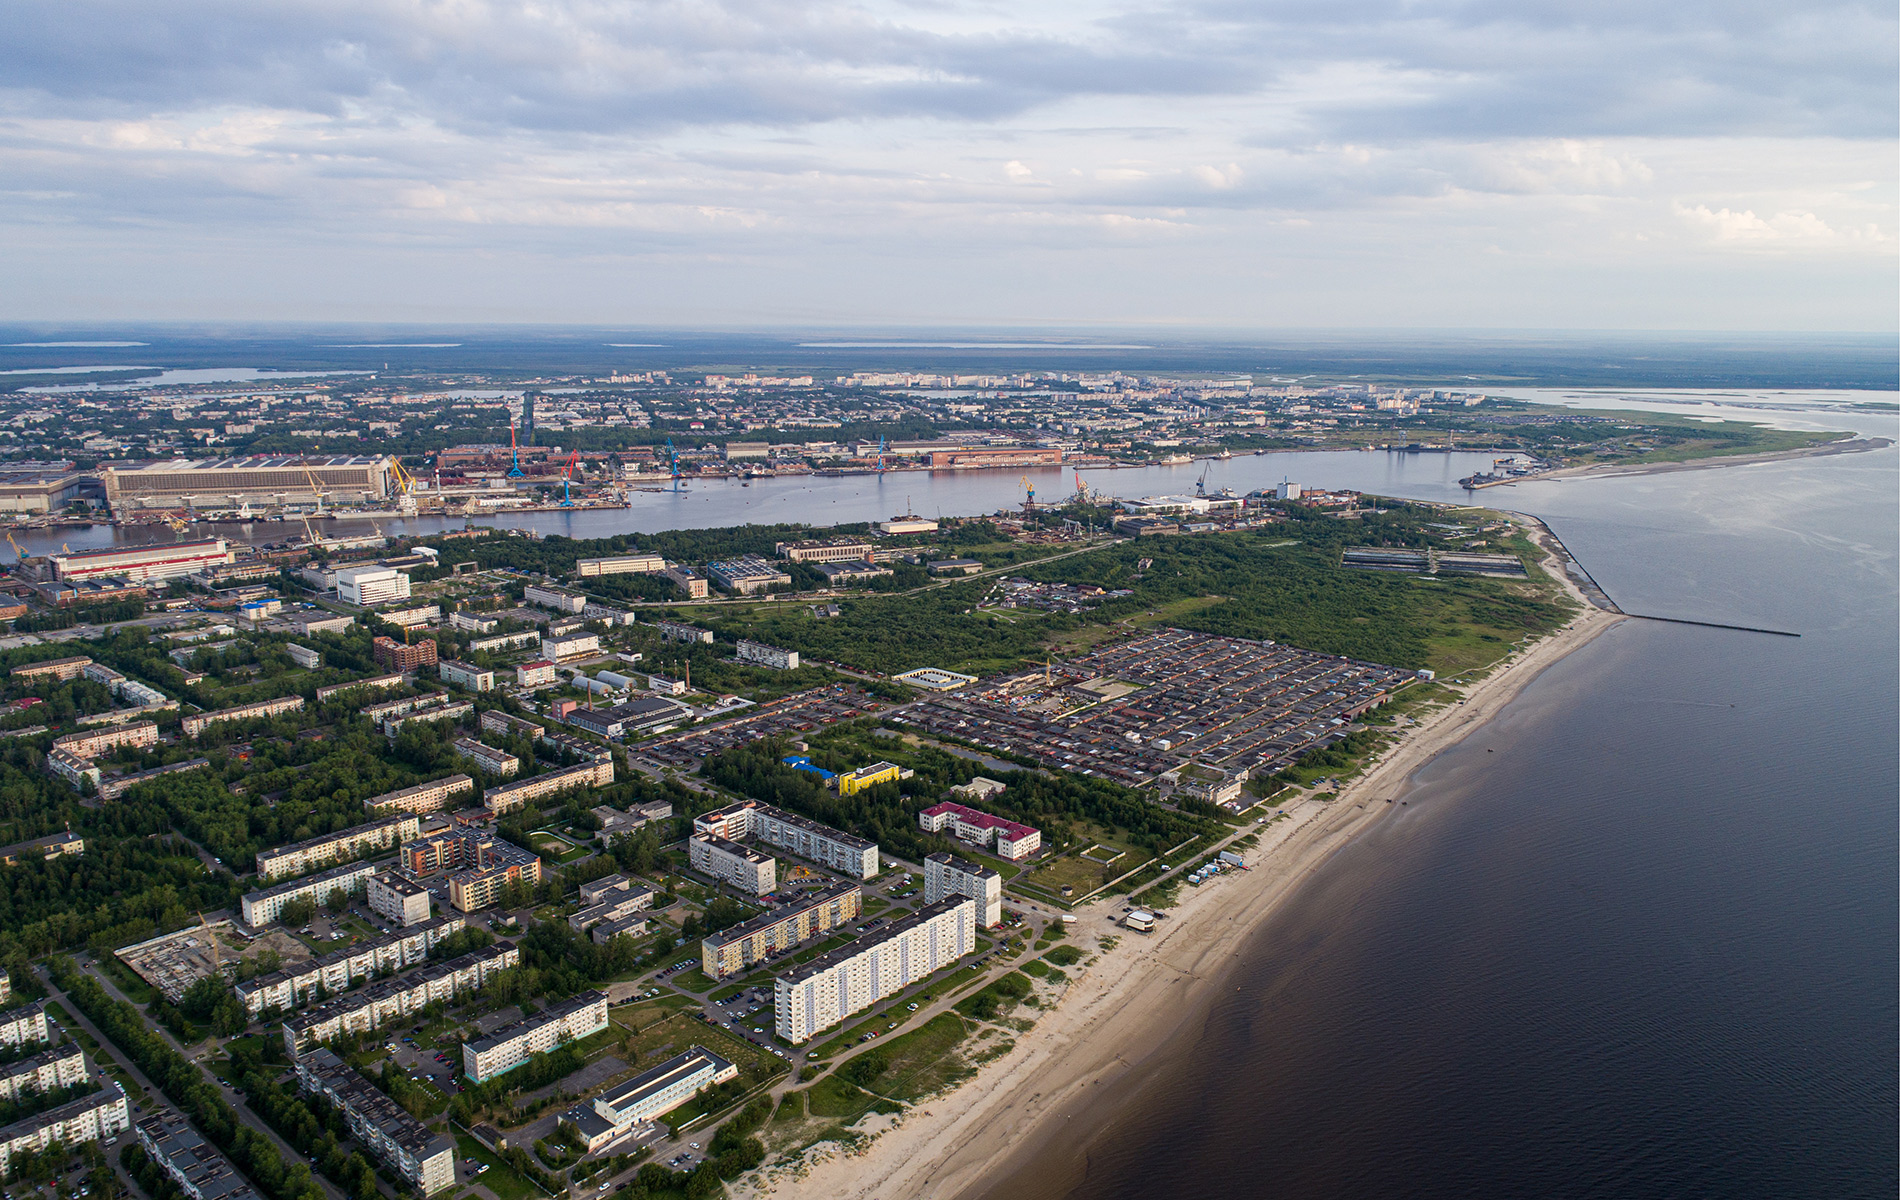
[453,1134,543,1200]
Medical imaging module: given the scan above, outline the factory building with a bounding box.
[707,556,792,595]
[575,554,667,578]
[700,882,861,980]
[775,898,976,1043]
[461,990,609,1083]
[281,941,519,1057]
[296,1048,457,1194]
[924,852,1004,928]
[693,799,879,880]
[687,835,776,896]
[48,539,233,583]
[254,814,420,882]
[774,539,874,564]
[103,455,394,513]
[0,468,96,515]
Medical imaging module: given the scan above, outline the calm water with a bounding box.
[976,420,1899,1198]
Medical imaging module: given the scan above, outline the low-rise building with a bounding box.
[574,554,667,578]
[524,585,587,614]
[483,757,615,814]
[661,565,708,599]
[735,639,800,670]
[579,874,632,905]
[471,630,542,654]
[235,914,464,1019]
[285,644,322,669]
[136,1109,264,1200]
[255,814,420,882]
[438,660,495,692]
[924,852,1003,927]
[688,835,776,896]
[918,801,1041,860]
[694,799,879,880]
[775,898,976,1043]
[567,696,690,739]
[380,699,474,735]
[98,759,210,800]
[700,882,860,979]
[514,659,558,688]
[241,861,375,927]
[367,873,433,927]
[296,614,356,636]
[927,558,983,575]
[296,1048,456,1194]
[47,749,101,791]
[651,620,712,644]
[836,761,901,795]
[813,561,893,586]
[448,611,498,634]
[568,888,656,934]
[587,1046,737,1137]
[461,990,609,1083]
[376,605,441,629]
[0,831,85,864]
[181,695,305,738]
[707,556,792,595]
[776,539,874,564]
[281,941,519,1057]
[363,774,475,815]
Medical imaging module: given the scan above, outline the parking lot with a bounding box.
[639,685,888,767]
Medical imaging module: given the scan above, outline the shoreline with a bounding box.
[744,519,1621,1200]
[1466,435,1891,489]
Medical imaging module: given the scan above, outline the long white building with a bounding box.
[241,861,376,926]
[254,813,420,882]
[694,799,879,880]
[282,941,519,1057]
[296,1048,456,1194]
[235,913,465,1019]
[688,835,776,896]
[0,1043,86,1103]
[924,851,1003,928]
[0,1083,130,1176]
[775,897,976,1044]
[461,990,609,1082]
[570,1046,737,1151]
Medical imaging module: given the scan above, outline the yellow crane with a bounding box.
[4,532,23,564]
[390,460,420,516]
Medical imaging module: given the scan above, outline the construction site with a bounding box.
[114,919,307,1002]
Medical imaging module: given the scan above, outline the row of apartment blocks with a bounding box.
[297,1048,457,1194]
[82,661,169,707]
[364,773,475,815]
[137,1109,264,1200]
[483,756,615,815]
[235,913,466,1019]
[693,799,879,880]
[181,694,305,738]
[462,990,609,1082]
[254,813,421,882]
[283,940,519,1057]
[775,897,976,1044]
[700,882,861,980]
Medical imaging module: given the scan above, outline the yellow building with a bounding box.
[836,761,901,796]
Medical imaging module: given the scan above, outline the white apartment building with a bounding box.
[336,567,412,607]
[367,873,433,927]
[363,774,474,815]
[515,659,558,688]
[452,737,519,777]
[736,639,799,670]
[0,1044,85,1104]
[0,1083,130,1177]
[438,660,495,691]
[775,897,976,1043]
[461,990,609,1082]
[924,851,1003,928]
[180,694,306,738]
[483,757,615,814]
[694,799,880,880]
[296,1049,457,1195]
[523,584,587,614]
[254,814,420,881]
[281,941,519,1057]
[575,554,667,578]
[688,835,776,896]
[545,633,601,662]
[235,914,464,1019]
[471,630,541,654]
[242,861,375,926]
[315,673,404,702]
[0,1003,50,1049]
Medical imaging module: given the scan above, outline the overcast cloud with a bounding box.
[1,0,1893,328]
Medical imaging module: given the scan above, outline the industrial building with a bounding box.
[918,801,1042,860]
[452,737,518,777]
[813,561,893,586]
[574,554,667,578]
[688,835,776,896]
[707,556,792,595]
[924,852,1003,927]
[700,882,861,980]
[103,455,394,513]
[181,694,305,738]
[367,873,434,927]
[775,539,874,564]
[0,467,96,515]
[235,913,465,1019]
[48,539,233,583]
[736,639,800,670]
[694,799,879,879]
[336,566,411,607]
[566,695,690,739]
[775,897,976,1043]
[363,773,474,815]
[372,636,438,673]
[254,813,420,882]
[296,1048,457,1194]
[241,861,375,926]
[461,990,609,1082]
[483,757,615,814]
[281,940,519,1057]
[876,516,940,534]
[661,564,708,598]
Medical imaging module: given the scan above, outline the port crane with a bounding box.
[1021,475,1036,512]
[665,438,684,492]
[4,532,24,564]
[507,421,526,478]
[390,460,420,516]
[875,435,888,476]
[557,449,580,507]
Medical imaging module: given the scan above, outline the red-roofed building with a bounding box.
[918,801,1041,860]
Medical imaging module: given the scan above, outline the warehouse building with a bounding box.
[707,556,792,595]
[103,455,394,513]
[775,539,873,564]
[296,1048,456,1194]
[688,835,776,896]
[694,799,879,879]
[49,539,233,583]
[461,990,609,1082]
[254,814,420,882]
[281,941,519,1057]
[924,852,1003,928]
[700,882,861,980]
[241,862,375,927]
[235,914,464,1019]
[775,897,976,1043]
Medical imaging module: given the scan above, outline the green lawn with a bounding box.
[453,1135,542,1200]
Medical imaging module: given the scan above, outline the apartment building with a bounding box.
[235,914,464,1019]
[523,585,587,614]
[514,659,558,688]
[372,636,438,673]
[461,990,609,1083]
[688,835,775,897]
[241,861,375,927]
[363,774,474,815]
[136,1110,265,1200]
[97,758,210,801]
[775,897,976,1043]
[315,673,404,702]
[700,882,861,980]
[402,829,544,912]
[0,1083,129,1177]
[775,539,874,564]
[296,1049,456,1194]
[471,630,541,655]
[483,757,615,814]
[254,814,420,882]
[381,699,474,735]
[10,656,92,682]
[438,660,495,692]
[918,801,1042,860]
[51,720,158,760]
[367,873,433,927]
[924,852,1003,928]
[651,620,712,644]
[480,710,544,741]
[281,941,519,1057]
[661,565,708,599]
[48,749,101,791]
[574,553,667,578]
[544,633,601,662]
[694,799,879,879]
[181,695,305,738]
[0,1043,85,1104]
[452,738,519,777]
[0,1002,50,1049]
[735,639,799,670]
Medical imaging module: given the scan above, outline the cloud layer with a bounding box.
[1,0,1894,327]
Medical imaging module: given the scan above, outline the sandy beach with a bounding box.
[745,517,1622,1200]
[1470,435,1892,489]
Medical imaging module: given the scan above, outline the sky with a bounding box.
[2,0,1895,330]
